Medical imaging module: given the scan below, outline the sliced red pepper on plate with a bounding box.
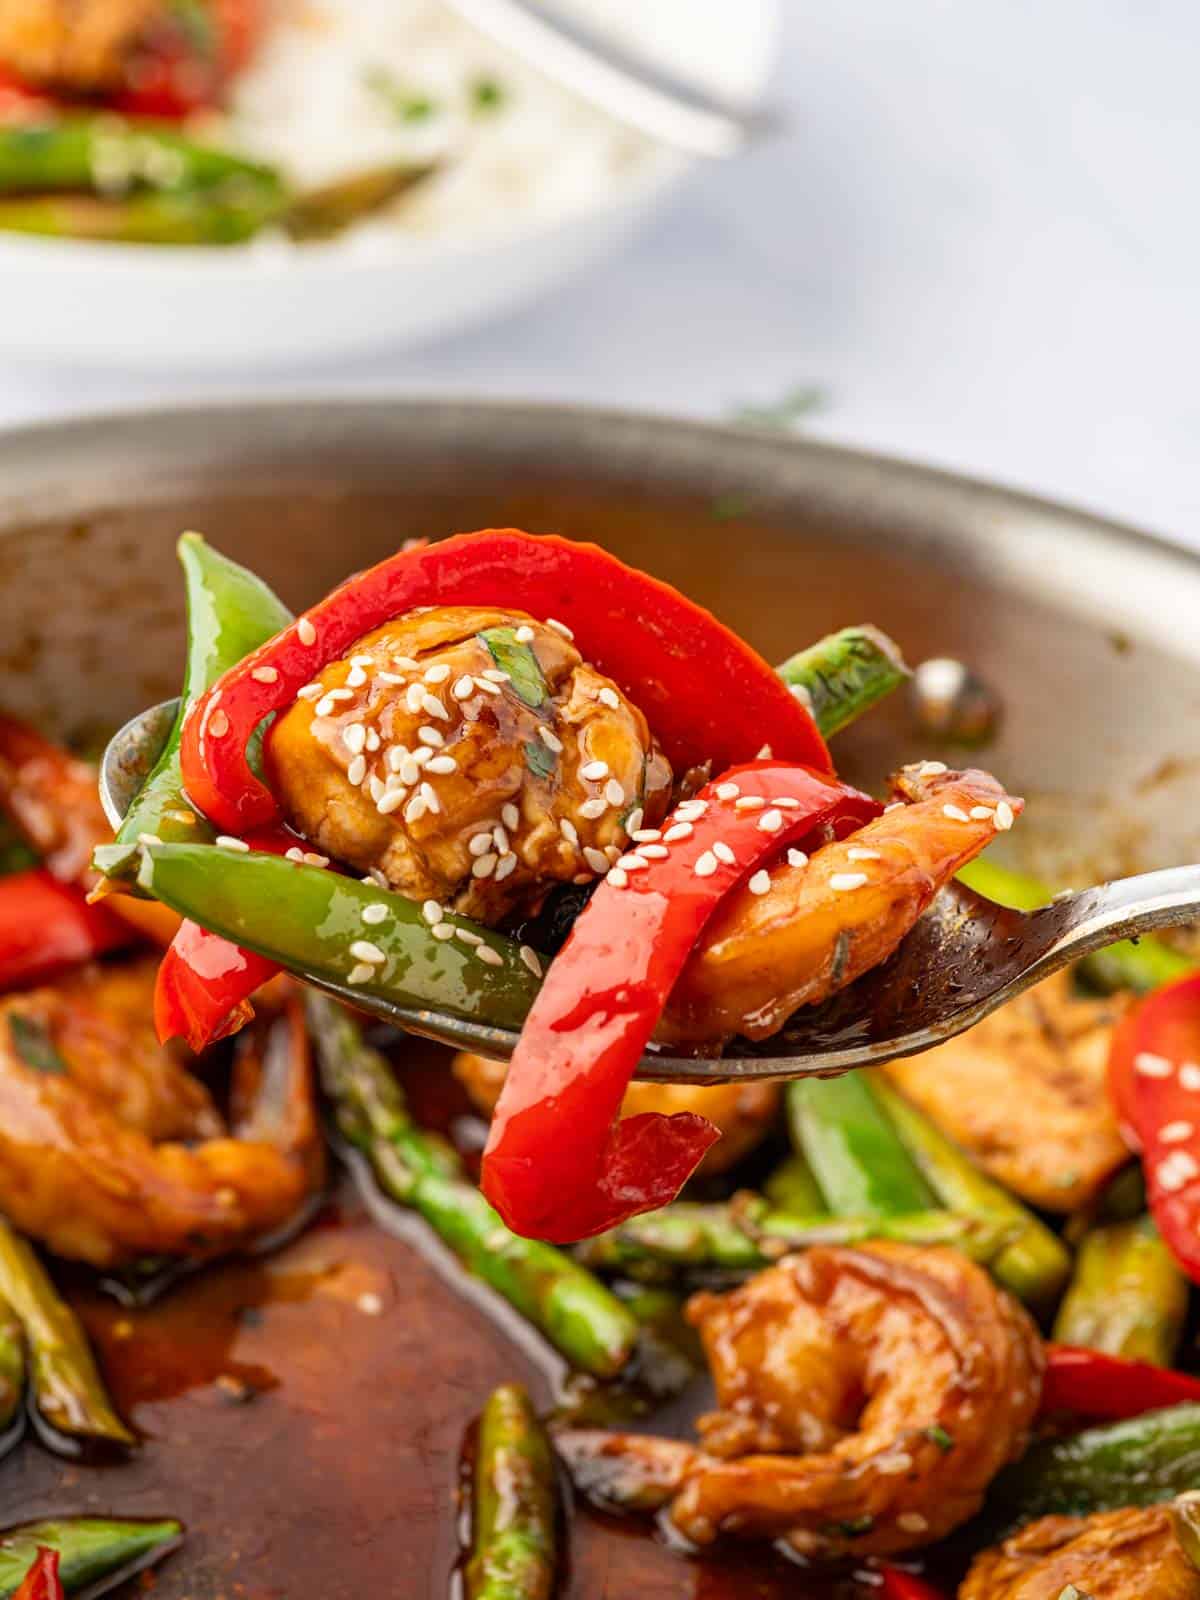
[876,1569,947,1600]
[179,529,830,834]
[1041,1344,1200,1420]
[1107,971,1200,1281]
[0,869,126,991]
[481,761,878,1242]
[13,1548,63,1600]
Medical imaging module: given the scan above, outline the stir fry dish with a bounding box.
[1,524,1200,1598]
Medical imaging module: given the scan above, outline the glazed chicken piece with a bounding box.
[0,963,323,1266]
[453,1050,779,1177]
[0,0,162,90]
[663,764,1024,1045]
[883,970,1131,1212]
[266,606,672,924]
[960,1505,1200,1600]
[557,1242,1043,1561]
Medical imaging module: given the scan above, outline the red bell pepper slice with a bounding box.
[1041,1344,1200,1420]
[877,1570,947,1600]
[481,761,878,1242]
[179,529,831,834]
[0,869,127,992]
[14,1548,63,1600]
[1108,972,1200,1281]
[113,0,263,118]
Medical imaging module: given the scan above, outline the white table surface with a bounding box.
[1,0,1196,545]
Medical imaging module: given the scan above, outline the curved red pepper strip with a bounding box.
[179,529,830,834]
[877,1568,947,1600]
[1108,972,1200,1283]
[481,762,879,1242]
[14,1548,63,1600]
[0,870,127,993]
[153,829,293,1052]
[1041,1344,1200,1420]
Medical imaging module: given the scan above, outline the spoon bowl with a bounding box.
[102,700,1200,1084]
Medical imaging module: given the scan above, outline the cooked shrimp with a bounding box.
[0,969,323,1266]
[883,970,1131,1211]
[961,1505,1200,1600]
[0,0,162,90]
[452,1051,779,1177]
[664,765,1024,1045]
[557,1243,1042,1561]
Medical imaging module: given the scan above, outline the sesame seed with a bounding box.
[605,845,621,863]
[560,818,579,846]
[431,924,455,942]
[472,852,498,879]
[604,778,625,807]
[897,1514,928,1534]
[1157,1151,1199,1192]
[477,946,504,967]
[423,663,451,684]
[297,617,316,646]
[1161,1121,1194,1144]
[539,727,564,753]
[365,868,389,888]
[757,809,784,834]
[1135,1052,1174,1078]
[831,873,868,892]
[251,665,279,684]
[715,781,740,801]
[285,846,305,861]
[474,676,502,696]
[632,828,662,842]
[297,683,323,700]
[377,671,406,687]
[884,801,905,812]
[847,847,881,861]
[397,756,420,787]
[420,782,440,815]
[347,667,367,689]
[422,694,448,721]
[546,617,574,639]
[304,853,330,868]
[495,853,518,881]
[502,803,520,831]
[365,728,381,752]
[208,708,230,738]
[453,675,474,701]
[663,822,694,843]
[482,669,510,684]
[422,900,444,927]
[167,809,196,825]
[787,849,809,868]
[392,656,419,671]
[581,759,609,781]
[493,825,509,853]
[607,867,629,888]
[918,760,947,777]
[455,929,483,947]
[404,795,428,825]
[676,800,708,821]
[520,945,543,977]
[625,807,644,835]
[347,962,374,985]
[137,832,163,847]
[619,853,649,871]
[734,795,766,812]
[598,687,621,710]
[314,696,337,718]
[749,870,771,895]
[756,744,773,759]
[943,804,971,823]
[579,798,606,820]
[350,940,386,965]
[515,625,535,644]
[969,806,995,820]
[216,835,249,852]
[427,755,457,775]
[470,832,494,857]
[775,798,802,810]
[878,1452,913,1476]
[351,654,374,669]
[712,841,736,865]
[1182,1064,1200,1091]
[994,800,1015,831]
[374,789,404,820]
[417,725,444,748]
[639,843,669,859]
[347,755,367,787]
[405,683,426,714]
[362,903,388,926]
[584,846,610,874]
[694,851,718,878]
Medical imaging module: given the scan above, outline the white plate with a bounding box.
[0,0,778,371]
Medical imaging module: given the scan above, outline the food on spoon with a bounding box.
[558,1242,1043,1559]
[882,971,1130,1212]
[960,1503,1200,1600]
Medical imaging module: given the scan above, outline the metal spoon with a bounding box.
[439,0,780,158]
[102,701,1200,1085]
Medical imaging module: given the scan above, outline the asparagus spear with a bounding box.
[870,1075,1071,1307]
[284,163,436,241]
[0,1221,133,1448]
[762,1151,827,1214]
[466,1384,557,1600]
[0,119,281,197]
[0,1299,23,1437]
[776,625,910,738]
[307,995,638,1379]
[958,857,1195,994]
[0,1518,181,1598]
[736,1198,1016,1264]
[787,1076,935,1215]
[0,182,286,245]
[1053,1217,1187,1366]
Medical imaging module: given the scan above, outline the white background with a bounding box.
[1,0,1196,543]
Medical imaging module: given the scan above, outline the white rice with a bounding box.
[225,0,654,245]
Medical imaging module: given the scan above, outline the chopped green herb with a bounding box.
[8,1013,67,1076]
[823,1514,874,1539]
[471,77,507,114]
[168,0,217,58]
[479,627,548,709]
[732,384,829,430]
[923,1424,954,1453]
[363,66,439,123]
[524,740,557,781]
